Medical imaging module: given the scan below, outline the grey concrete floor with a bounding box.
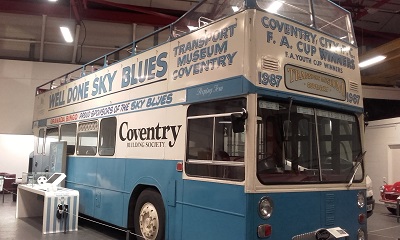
[0,193,127,240]
[1,192,400,239]
[368,203,400,240]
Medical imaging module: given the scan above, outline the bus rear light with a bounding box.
[358,213,366,224]
[257,224,272,238]
[176,162,183,172]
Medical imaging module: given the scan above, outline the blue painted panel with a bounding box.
[66,182,95,217]
[95,157,126,191]
[248,190,367,239]
[186,77,250,103]
[94,188,125,227]
[181,181,246,240]
[122,193,130,228]
[67,156,97,186]
[65,156,366,239]
[124,159,180,193]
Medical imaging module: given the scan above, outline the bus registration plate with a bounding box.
[327,227,349,238]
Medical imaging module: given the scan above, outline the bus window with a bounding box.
[172,0,244,38]
[37,128,45,154]
[256,0,355,44]
[99,117,116,156]
[257,100,362,184]
[77,121,98,156]
[257,0,312,26]
[60,124,77,155]
[186,98,246,181]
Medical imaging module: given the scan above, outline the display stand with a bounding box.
[16,184,79,234]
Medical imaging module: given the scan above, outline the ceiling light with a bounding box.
[187,26,198,31]
[266,1,284,13]
[48,0,57,2]
[60,27,73,43]
[359,55,386,68]
[232,6,240,12]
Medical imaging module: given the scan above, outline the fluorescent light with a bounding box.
[266,1,284,13]
[187,26,198,31]
[48,0,57,2]
[359,55,386,68]
[60,27,73,43]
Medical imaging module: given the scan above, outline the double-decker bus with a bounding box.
[32,0,367,239]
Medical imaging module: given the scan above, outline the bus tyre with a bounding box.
[134,189,165,240]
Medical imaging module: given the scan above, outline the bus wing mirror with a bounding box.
[231,109,248,133]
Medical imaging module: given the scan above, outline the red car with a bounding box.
[380,181,400,214]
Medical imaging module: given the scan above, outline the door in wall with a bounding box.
[389,144,400,183]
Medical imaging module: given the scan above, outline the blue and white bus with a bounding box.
[32,0,367,239]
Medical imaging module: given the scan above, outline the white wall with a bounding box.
[0,134,34,178]
[0,60,79,177]
[0,59,79,134]
[365,118,400,203]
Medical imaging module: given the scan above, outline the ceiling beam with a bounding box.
[86,0,178,21]
[360,38,400,86]
[360,38,400,61]
[0,0,180,26]
[70,0,82,23]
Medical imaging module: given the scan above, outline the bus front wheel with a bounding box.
[134,189,165,240]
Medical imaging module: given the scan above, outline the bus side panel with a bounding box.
[66,182,95,217]
[66,156,97,216]
[181,180,246,240]
[95,157,126,191]
[66,156,127,226]
[94,188,125,226]
[93,157,126,226]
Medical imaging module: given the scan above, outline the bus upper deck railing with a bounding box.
[35,0,355,95]
[36,24,172,95]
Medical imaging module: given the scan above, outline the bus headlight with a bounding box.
[258,196,273,219]
[357,192,365,208]
[357,228,365,240]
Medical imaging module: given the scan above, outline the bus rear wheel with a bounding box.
[134,189,165,240]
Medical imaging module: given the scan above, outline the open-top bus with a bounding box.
[32,0,366,239]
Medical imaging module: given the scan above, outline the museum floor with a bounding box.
[1,193,400,240]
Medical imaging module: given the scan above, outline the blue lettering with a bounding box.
[121,66,130,88]
[156,52,168,78]
[92,71,117,96]
[49,90,65,108]
[147,56,156,80]
[121,52,168,88]
[68,81,89,103]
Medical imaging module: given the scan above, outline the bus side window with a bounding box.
[99,117,117,156]
[186,98,246,181]
[60,124,77,155]
[187,118,213,160]
[77,121,98,156]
